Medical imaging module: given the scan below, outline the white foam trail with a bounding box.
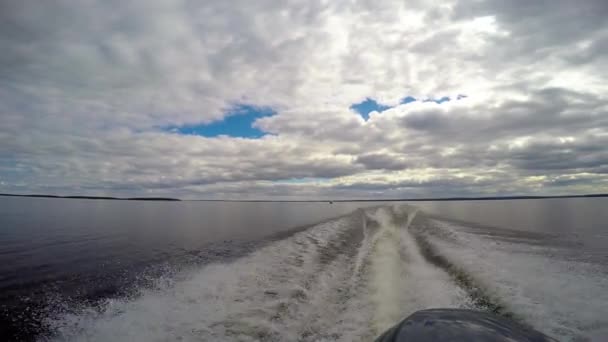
[367,207,407,334]
[42,206,478,342]
[365,207,472,335]
[424,218,608,341]
[45,215,378,341]
[397,216,473,312]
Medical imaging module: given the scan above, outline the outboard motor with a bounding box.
[375,309,556,342]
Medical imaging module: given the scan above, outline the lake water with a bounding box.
[0,197,607,341]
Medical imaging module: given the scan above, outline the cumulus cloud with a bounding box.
[0,0,607,199]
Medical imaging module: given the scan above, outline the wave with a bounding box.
[418,217,608,341]
[41,205,607,341]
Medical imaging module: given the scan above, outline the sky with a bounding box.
[0,0,607,200]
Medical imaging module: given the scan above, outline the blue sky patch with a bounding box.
[353,95,466,120]
[400,96,417,105]
[423,96,451,104]
[350,98,392,120]
[166,104,275,138]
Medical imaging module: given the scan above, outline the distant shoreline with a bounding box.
[0,194,181,201]
[1,193,607,202]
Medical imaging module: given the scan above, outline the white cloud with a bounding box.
[0,0,607,198]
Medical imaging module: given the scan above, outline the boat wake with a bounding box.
[43,205,608,341]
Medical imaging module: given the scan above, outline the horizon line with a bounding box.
[1,192,607,202]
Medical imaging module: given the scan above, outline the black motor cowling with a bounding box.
[375,309,556,342]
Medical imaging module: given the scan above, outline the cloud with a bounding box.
[356,153,411,171]
[0,0,607,198]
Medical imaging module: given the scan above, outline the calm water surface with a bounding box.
[417,197,608,258]
[0,197,606,341]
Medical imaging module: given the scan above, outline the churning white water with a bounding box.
[43,205,608,341]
